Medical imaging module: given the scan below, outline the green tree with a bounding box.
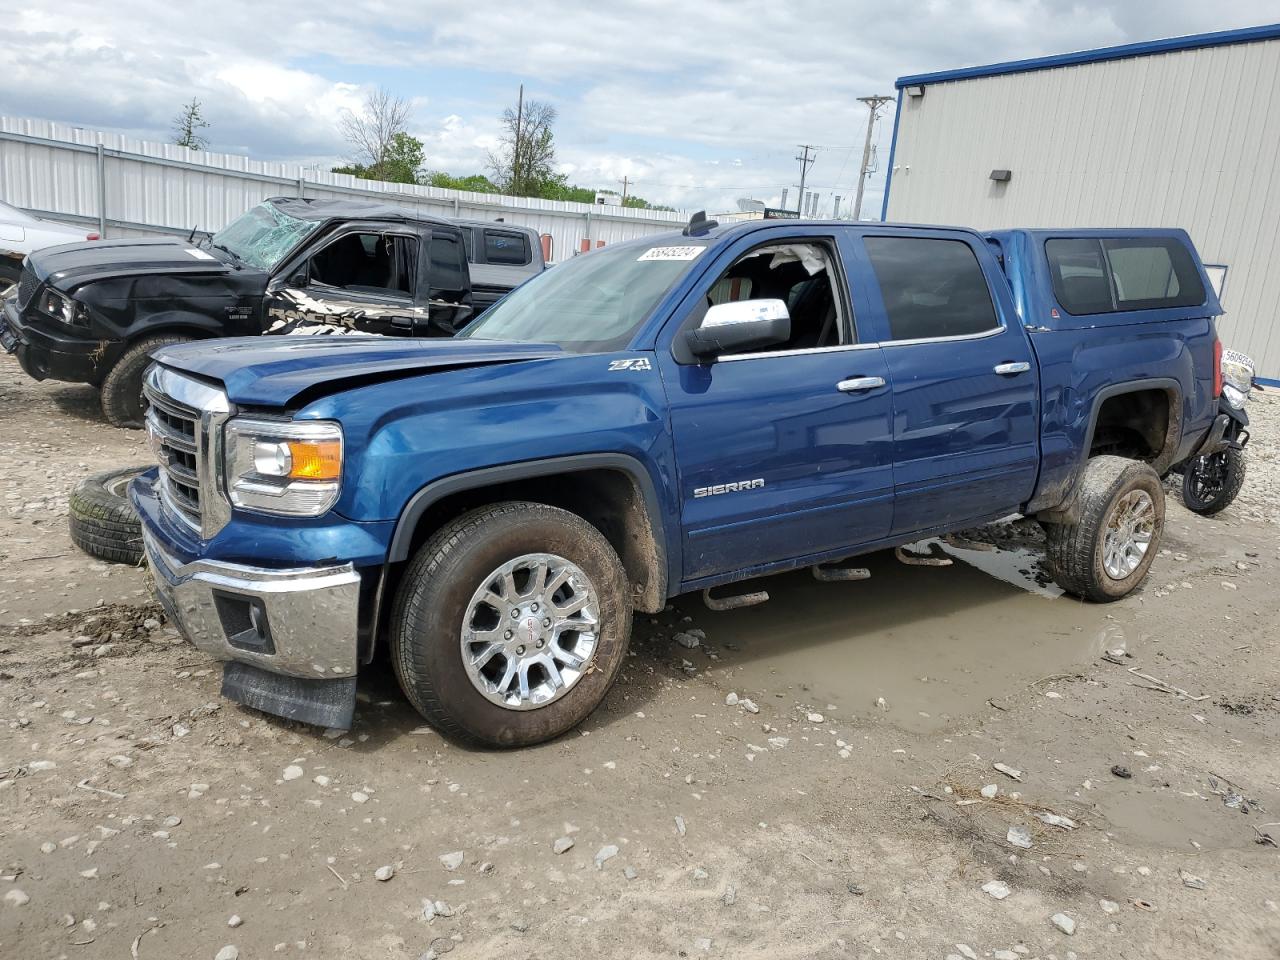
[424,171,500,193]
[338,88,415,182]
[487,96,566,197]
[333,132,426,184]
[173,98,210,150]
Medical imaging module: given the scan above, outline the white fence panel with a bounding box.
[0,116,688,258]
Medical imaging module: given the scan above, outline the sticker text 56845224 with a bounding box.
[637,246,704,262]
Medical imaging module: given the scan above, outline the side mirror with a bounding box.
[685,298,790,358]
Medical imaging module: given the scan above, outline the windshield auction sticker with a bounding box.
[637,246,704,262]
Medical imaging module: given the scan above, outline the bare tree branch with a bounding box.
[487,99,562,196]
[339,88,411,181]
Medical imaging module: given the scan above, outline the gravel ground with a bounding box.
[2,362,1278,960]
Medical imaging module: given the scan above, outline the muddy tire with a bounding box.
[101,334,192,428]
[69,467,147,565]
[1043,456,1164,602]
[390,502,632,748]
[1181,446,1246,516]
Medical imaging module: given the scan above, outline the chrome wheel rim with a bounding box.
[1102,489,1156,580]
[460,552,601,710]
[0,279,15,301]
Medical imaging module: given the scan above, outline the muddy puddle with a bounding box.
[678,541,1129,733]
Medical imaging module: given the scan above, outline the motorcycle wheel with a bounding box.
[1181,446,1246,516]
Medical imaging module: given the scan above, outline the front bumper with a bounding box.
[1,298,113,383]
[140,523,362,680]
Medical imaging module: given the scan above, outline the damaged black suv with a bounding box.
[0,198,485,427]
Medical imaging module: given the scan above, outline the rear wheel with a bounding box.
[1181,447,1245,516]
[390,502,632,748]
[101,334,192,428]
[1044,456,1164,602]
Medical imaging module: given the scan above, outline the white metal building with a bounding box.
[881,23,1280,382]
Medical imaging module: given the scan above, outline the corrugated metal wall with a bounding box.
[885,37,1280,378]
[0,117,687,260]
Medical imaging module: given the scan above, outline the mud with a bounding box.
[2,364,1279,959]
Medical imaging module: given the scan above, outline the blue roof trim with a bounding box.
[879,89,903,222]
[896,22,1280,88]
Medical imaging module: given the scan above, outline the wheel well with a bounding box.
[394,468,666,615]
[1088,388,1178,471]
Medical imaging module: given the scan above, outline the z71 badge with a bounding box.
[694,478,764,498]
[608,358,652,371]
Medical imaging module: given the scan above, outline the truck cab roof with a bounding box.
[263,196,458,229]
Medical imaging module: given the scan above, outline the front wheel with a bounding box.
[1043,456,1165,602]
[0,260,20,302]
[1181,446,1246,516]
[390,502,632,748]
[100,334,193,428]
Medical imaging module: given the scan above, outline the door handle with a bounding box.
[837,376,886,393]
[993,361,1031,375]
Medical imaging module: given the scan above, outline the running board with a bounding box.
[812,562,871,582]
[702,587,769,611]
[895,544,953,567]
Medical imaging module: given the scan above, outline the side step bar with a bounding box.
[702,587,769,611]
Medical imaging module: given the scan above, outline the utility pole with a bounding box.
[795,144,816,215]
[512,84,524,195]
[853,95,892,221]
[619,175,631,205]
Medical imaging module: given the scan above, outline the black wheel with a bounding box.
[0,260,20,301]
[1043,456,1165,603]
[390,502,632,748]
[1181,447,1245,516]
[100,334,192,428]
[68,467,148,565]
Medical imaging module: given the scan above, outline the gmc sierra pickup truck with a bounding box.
[128,216,1230,747]
[0,198,534,428]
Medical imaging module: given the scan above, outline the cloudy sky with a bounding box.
[2,1,1276,215]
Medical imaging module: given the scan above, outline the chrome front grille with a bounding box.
[145,386,202,530]
[143,363,233,538]
[16,266,38,309]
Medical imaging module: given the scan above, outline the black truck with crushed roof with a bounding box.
[0,197,507,427]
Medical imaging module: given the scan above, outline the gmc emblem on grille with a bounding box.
[693,478,764,498]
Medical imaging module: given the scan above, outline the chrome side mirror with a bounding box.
[685,298,790,358]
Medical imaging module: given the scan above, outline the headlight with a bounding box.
[224,418,343,517]
[1221,349,1255,409]
[41,289,84,326]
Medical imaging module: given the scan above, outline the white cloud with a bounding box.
[2,0,1277,212]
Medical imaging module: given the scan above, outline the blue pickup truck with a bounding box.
[130,217,1228,746]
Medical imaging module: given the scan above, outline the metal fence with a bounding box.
[0,117,688,260]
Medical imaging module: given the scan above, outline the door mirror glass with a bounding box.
[685,298,790,357]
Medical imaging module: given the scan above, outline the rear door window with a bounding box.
[863,236,999,341]
[483,230,531,266]
[1046,237,1206,314]
[428,234,467,297]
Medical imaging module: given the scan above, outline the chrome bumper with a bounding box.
[141,527,361,679]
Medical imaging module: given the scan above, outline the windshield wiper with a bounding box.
[211,242,245,265]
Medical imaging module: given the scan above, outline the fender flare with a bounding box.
[386,452,674,601]
[1079,377,1183,475]
[1039,377,1183,524]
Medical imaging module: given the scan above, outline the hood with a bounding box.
[151,336,563,407]
[28,237,232,289]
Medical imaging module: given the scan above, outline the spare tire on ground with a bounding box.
[69,467,149,565]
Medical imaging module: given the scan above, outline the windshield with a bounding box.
[458,240,708,352]
[209,202,322,271]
